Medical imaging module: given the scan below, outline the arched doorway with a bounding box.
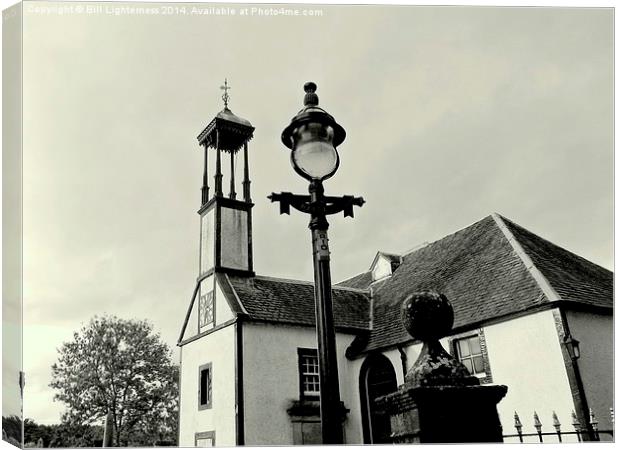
[359,353,398,444]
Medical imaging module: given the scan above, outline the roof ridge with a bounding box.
[177,281,201,345]
[491,213,561,302]
[377,250,401,257]
[367,274,392,292]
[254,274,370,293]
[401,214,497,258]
[339,215,499,287]
[368,284,376,331]
[497,213,613,273]
[253,274,314,285]
[337,270,370,285]
[223,273,249,315]
[332,285,371,293]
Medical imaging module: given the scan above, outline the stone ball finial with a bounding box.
[401,291,454,342]
[303,81,319,106]
[401,291,479,388]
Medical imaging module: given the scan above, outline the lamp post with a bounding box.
[269,82,364,444]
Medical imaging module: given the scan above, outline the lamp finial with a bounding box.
[303,81,319,106]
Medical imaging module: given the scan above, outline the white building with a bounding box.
[177,104,613,446]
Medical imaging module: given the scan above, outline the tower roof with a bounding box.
[215,107,252,127]
[197,107,254,152]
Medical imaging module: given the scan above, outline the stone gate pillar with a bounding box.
[376,292,508,443]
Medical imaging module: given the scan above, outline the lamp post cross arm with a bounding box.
[268,192,365,218]
[267,192,310,215]
[323,194,365,217]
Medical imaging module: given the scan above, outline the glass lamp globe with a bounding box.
[291,122,339,181]
[282,82,346,182]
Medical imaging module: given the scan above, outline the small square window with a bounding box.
[199,363,212,410]
[298,348,320,399]
[455,335,486,377]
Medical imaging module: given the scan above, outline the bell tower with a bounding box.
[196,80,254,279]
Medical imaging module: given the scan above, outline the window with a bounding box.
[195,431,215,447]
[199,291,214,329]
[450,329,493,383]
[298,348,319,399]
[454,335,485,376]
[198,363,212,410]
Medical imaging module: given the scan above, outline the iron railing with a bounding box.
[502,408,614,443]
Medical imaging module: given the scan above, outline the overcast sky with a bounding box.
[8,2,614,424]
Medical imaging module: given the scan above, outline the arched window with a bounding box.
[359,353,398,444]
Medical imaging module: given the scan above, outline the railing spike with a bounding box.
[589,409,599,430]
[533,411,543,442]
[589,408,600,440]
[552,411,562,442]
[501,409,614,443]
[589,409,598,427]
[514,411,523,428]
[533,411,542,428]
[513,411,523,443]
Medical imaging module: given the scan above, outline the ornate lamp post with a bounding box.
[269,82,364,444]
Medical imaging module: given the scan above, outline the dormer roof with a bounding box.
[368,251,402,282]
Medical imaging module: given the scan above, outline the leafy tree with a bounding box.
[24,418,53,447]
[2,415,21,446]
[22,417,103,448]
[50,315,178,446]
[48,421,103,447]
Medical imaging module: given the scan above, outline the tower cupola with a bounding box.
[196,80,255,277]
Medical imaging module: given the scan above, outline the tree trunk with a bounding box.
[102,410,114,447]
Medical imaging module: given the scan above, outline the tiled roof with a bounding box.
[220,214,612,355]
[227,275,371,332]
[345,214,613,354]
[337,271,374,289]
[501,216,613,309]
[361,215,549,352]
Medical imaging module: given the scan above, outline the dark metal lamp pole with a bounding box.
[269,82,364,444]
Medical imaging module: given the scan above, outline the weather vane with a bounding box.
[220,78,231,108]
